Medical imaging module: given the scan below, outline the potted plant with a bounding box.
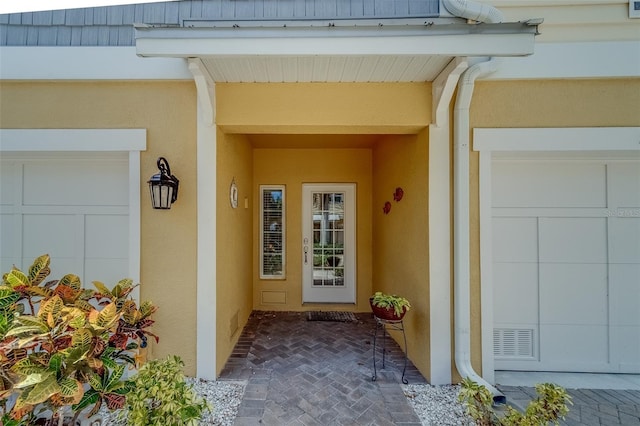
[369,291,411,321]
[0,254,158,426]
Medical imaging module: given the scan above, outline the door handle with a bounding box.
[304,246,308,265]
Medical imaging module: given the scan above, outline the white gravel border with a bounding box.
[402,383,474,425]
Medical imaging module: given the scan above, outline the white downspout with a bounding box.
[442,0,506,404]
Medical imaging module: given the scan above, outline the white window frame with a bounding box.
[259,185,286,280]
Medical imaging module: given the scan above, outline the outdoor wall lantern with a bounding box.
[148,157,179,209]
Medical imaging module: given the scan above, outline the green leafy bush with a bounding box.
[123,355,210,426]
[458,377,572,426]
[0,254,157,425]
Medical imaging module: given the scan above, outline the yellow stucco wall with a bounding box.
[0,81,199,375]
[214,82,433,377]
[216,131,254,374]
[216,83,430,134]
[372,131,431,380]
[467,78,640,378]
[252,147,373,312]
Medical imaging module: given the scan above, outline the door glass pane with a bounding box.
[312,192,345,287]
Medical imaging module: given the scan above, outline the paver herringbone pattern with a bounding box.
[498,386,640,425]
[219,311,426,425]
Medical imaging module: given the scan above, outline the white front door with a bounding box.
[302,184,356,303]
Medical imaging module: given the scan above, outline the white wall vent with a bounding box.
[494,328,535,359]
[631,0,640,18]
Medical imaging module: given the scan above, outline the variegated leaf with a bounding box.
[27,254,51,286]
[22,372,59,404]
[13,372,46,389]
[87,372,102,391]
[73,388,99,414]
[113,279,133,298]
[38,295,64,324]
[11,358,46,376]
[58,377,83,401]
[68,312,86,329]
[74,299,94,313]
[92,281,111,297]
[71,328,92,349]
[0,287,20,310]
[48,353,63,373]
[103,364,125,391]
[58,274,82,291]
[4,269,29,289]
[91,303,120,331]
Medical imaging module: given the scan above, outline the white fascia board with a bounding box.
[0,129,147,151]
[0,46,191,80]
[488,40,640,79]
[136,33,536,57]
[473,127,640,151]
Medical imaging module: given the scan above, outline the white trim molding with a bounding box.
[488,41,640,80]
[474,127,640,152]
[194,78,217,381]
[473,126,640,383]
[0,128,147,302]
[0,47,192,80]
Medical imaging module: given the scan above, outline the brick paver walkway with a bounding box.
[219,310,640,425]
[498,386,640,425]
[219,311,427,425]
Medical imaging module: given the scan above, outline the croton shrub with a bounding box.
[0,254,157,425]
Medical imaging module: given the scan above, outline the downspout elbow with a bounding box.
[441,0,504,24]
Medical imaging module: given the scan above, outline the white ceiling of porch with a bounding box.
[199,54,453,83]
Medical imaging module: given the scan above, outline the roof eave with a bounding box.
[134,21,540,58]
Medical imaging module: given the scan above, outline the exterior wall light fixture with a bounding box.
[148,157,179,209]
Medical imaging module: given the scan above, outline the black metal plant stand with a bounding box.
[371,315,408,384]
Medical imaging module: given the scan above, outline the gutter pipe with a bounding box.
[441,0,507,405]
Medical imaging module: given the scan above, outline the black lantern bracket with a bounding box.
[148,157,180,209]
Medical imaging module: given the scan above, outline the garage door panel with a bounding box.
[492,162,606,208]
[85,258,129,287]
[27,256,81,285]
[1,156,130,290]
[540,324,608,365]
[608,163,640,207]
[610,326,640,370]
[0,163,16,206]
[494,263,538,325]
[492,156,640,374]
[609,217,640,263]
[539,217,607,263]
[1,214,17,264]
[22,161,128,206]
[23,214,78,258]
[540,263,607,325]
[610,264,640,327]
[85,215,128,258]
[493,217,538,262]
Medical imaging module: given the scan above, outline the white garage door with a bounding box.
[0,153,130,287]
[492,155,640,373]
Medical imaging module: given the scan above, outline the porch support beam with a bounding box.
[428,57,468,385]
[189,58,218,380]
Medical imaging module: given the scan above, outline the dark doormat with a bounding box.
[307,311,358,322]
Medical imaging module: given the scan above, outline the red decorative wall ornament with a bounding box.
[393,187,404,202]
[383,201,392,214]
